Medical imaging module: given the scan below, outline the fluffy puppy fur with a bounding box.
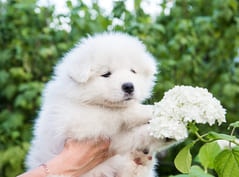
[26,32,170,177]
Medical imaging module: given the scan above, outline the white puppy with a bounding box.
[26,32,169,177]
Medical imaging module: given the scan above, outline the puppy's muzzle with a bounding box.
[122,82,134,94]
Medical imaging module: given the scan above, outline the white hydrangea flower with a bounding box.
[149,117,188,140]
[149,85,226,141]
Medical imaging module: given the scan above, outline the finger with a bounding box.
[96,149,114,162]
[90,139,110,153]
[77,151,111,175]
[64,138,83,148]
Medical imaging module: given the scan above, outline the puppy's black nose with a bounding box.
[122,82,134,94]
[142,148,149,155]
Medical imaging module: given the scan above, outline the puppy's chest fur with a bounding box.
[63,103,145,140]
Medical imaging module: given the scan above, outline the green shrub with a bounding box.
[0,0,238,176]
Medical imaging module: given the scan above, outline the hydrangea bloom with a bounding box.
[149,85,226,140]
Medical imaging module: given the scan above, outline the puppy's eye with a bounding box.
[101,72,111,78]
[131,69,136,74]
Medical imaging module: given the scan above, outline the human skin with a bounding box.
[17,139,111,177]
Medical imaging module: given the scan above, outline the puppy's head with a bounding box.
[55,32,158,108]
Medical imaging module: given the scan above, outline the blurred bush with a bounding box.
[0,0,238,176]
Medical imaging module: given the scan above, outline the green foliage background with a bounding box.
[0,0,238,176]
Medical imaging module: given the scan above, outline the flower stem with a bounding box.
[228,127,239,148]
[195,132,211,143]
[229,127,236,149]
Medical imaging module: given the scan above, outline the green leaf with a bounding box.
[174,144,193,173]
[170,165,214,177]
[229,121,239,129]
[214,147,239,177]
[207,132,236,142]
[229,0,238,11]
[169,174,189,177]
[198,142,221,170]
[189,166,214,177]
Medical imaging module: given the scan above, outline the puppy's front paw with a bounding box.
[131,148,153,166]
[143,105,154,122]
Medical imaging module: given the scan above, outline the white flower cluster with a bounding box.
[149,85,226,141]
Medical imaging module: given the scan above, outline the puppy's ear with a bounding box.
[57,47,92,84]
[68,59,91,83]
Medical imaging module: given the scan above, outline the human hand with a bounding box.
[46,138,111,177]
